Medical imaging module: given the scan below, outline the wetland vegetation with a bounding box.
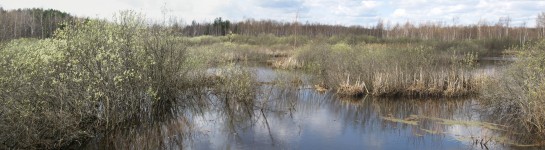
[1,8,545,149]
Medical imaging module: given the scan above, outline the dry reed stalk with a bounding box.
[337,75,367,97]
[265,50,290,58]
[314,84,328,93]
[369,69,476,97]
[270,57,302,69]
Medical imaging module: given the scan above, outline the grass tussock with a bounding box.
[314,83,329,93]
[336,75,368,97]
[296,41,478,98]
[269,57,302,70]
[372,69,476,97]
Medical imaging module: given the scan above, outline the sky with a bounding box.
[1,0,544,27]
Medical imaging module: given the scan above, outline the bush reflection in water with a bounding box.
[84,67,505,150]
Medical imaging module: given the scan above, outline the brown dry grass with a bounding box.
[337,75,369,97]
[269,57,302,70]
[296,41,478,98]
[314,83,329,93]
[371,69,475,97]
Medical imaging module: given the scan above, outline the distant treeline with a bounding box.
[182,15,545,43]
[0,7,73,41]
[2,7,545,44]
[181,18,382,37]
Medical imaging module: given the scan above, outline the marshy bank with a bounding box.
[294,41,480,98]
[196,34,496,98]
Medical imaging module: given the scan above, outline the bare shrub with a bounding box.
[480,40,545,144]
[0,12,209,149]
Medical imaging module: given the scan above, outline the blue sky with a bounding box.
[2,0,544,26]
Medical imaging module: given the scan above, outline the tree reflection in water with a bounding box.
[84,67,512,150]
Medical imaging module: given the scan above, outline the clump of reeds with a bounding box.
[337,75,368,97]
[269,57,302,70]
[443,71,473,97]
[370,69,475,97]
[297,41,479,98]
[371,72,403,97]
[265,49,290,58]
[314,82,329,93]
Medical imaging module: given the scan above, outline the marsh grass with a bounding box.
[371,69,476,97]
[336,75,368,97]
[296,41,478,98]
[269,57,302,70]
[189,41,296,66]
[314,83,329,93]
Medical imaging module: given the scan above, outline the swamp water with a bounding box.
[84,62,532,150]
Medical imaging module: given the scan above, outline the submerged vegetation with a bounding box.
[0,7,545,149]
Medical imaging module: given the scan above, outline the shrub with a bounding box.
[208,64,258,130]
[480,40,545,144]
[0,12,206,149]
[0,38,70,149]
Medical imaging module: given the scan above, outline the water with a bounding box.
[193,93,487,149]
[83,66,517,150]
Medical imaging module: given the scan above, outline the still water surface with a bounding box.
[85,65,514,150]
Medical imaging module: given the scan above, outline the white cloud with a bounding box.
[1,0,544,26]
[361,1,380,9]
[392,9,406,18]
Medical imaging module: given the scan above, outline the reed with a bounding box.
[269,57,302,70]
[337,75,368,97]
[370,68,476,97]
[296,41,478,98]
